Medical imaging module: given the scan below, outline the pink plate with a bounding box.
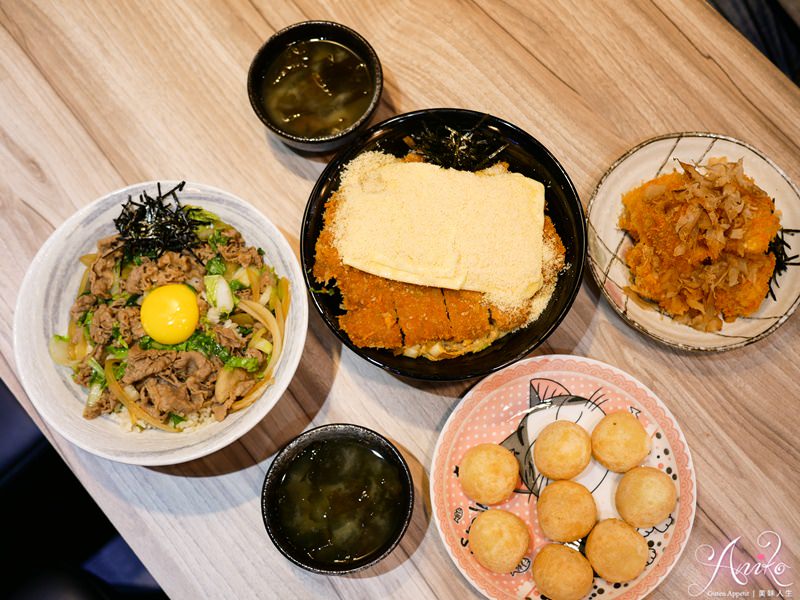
[430,355,696,599]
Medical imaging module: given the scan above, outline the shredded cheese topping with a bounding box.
[331,151,546,310]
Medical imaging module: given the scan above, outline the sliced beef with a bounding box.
[116,307,145,344]
[125,251,204,294]
[89,304,114,345]
[83,388,118,420]
[121,346,174,385]
[140,378,202,415]
[121,346,218,419]
[212,367,253,421]
[88,235,122,296]
[193,243,217,263]
[70,293,97,321]
[213,324,246,351]
[218,230,263,268]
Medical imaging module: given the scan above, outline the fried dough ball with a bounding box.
[459,443,519,505]
[537,480,597,542]
[534,421,592,480]
[585,518,649,583]
[469,509,530,573]
[616,466,677,528]
[533,543,595,600]
[591,411,650,473]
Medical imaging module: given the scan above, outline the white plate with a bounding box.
[587,132,800,351]
[13,181,308,465]
[430,355,696,600]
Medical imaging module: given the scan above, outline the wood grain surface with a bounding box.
[1,0,798,598]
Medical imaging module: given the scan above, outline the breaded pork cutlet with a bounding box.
[313,187,566,359]
[393,286,452,347]
[336,267,402,348]
[443,289,492,341]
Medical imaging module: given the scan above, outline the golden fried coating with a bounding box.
[443,289,492,341]
[537,480,597,542]
[615,467,677,528]
[533,543,595,600]
[469,509,530,574]
[591,412,650,473]
[338,305,402,348]
[585,518,649,583]
[313,188,566,356]
[534,421,592,480]
[619,160,781,332]
[459,443,519,505]
[393,285,452,346]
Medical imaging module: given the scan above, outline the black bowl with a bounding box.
[300,108,586,381]
[261,424,414,574]
[247,21,383,153]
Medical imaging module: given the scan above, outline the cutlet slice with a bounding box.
[339,305,403,349]
[488,304,529,331]
[313,227,341,283]
[442,289,492,340]
[336,267,398,311]
[395,285,452,347]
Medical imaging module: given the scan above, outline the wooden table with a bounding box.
[2,1,798,598]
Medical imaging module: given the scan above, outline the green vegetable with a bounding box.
[168,412,186,426]
[78,310,94,327]
[107,346,129,359]
[183,206,224,226]
[87,357,106,387]
[205,255,226,276]
[251,338,273,356]
[204,275,234,313]
[139,332,260,372]
[208,229,229,252]
[111,325,129,349]
[229,280,247,292]
[140,332,228,360]
[236,325,253,337]
[86,383,104,408]
[53,334,70,343]
[113,361,127,380]
[310,287,335,296]
[224,356,260,372]
[125,294,141,306]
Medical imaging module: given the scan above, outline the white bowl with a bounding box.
[13,181,308,465]
[587,133,800,351]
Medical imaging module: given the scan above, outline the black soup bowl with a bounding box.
[261,424,414,574]
[300,108,586,381]
[247,20,383,153]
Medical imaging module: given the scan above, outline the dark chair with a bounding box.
[0,378,166,599]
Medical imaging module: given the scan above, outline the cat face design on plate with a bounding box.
[501,377,616,500]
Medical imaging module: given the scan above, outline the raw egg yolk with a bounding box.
[140,284,199,345]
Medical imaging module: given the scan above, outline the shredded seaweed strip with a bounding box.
[403,115,509,171]
[768,228,800,300]
[114,181,205,261]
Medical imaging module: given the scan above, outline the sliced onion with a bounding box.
[79,253,97,267]
[49,336,79,367]
[105,359,177,432]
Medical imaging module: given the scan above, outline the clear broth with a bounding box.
[275,438,406,565]
[262,40,373,138]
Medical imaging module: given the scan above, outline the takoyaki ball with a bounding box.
[533,421,592,480]
[591,411,650,473]
[459,443,519,505]
[532,543,595,600]
[469,509,530,573]
[537,480,597,542]
[616,466,677,528]
[585,518,649,583]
